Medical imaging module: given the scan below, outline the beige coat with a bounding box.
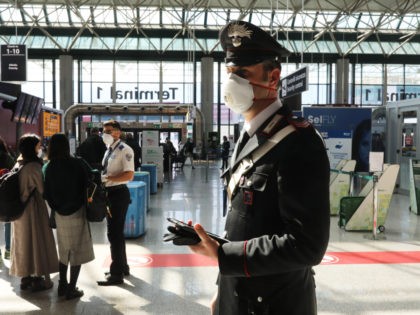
[10,160,59,277]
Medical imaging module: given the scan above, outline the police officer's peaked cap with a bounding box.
[220,20,290,66]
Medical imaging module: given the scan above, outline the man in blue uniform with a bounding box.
[189,21,330,314]
[97,120,134,286]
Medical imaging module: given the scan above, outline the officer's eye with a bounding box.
[234,69,248,78]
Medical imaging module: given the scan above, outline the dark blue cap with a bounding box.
[220,21,291,66]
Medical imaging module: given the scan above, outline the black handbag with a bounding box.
[86,169,108,222]
[49,208,56,229]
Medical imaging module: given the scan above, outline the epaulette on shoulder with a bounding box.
[118,144,125,150]
[288,116,312,129]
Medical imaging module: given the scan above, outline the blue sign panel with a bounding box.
[303,107,372,171]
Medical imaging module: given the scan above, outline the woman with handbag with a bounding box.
[10,133,59,292]
[43,133,94,300]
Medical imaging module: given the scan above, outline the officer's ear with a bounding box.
[269,68,281,88]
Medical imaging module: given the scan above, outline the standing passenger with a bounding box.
[10,133,59,292]
[125,132,142,171]
[188,21,330,315]
[76,127,107,170]
[220,136,230,170]
[43,133,95,299]
[0,136,14,260]
[181,138,195,169]
[97,120,134,286]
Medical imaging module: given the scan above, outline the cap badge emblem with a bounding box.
[227,23,253,47]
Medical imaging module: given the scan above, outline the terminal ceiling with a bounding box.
[0,0,419,63]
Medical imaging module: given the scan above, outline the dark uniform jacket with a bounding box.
[217,104,330,315]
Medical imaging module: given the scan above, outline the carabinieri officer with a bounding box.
[97,120,134,286]
[188,21,330,314]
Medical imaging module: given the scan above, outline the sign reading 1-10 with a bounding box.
[5,47,21,55]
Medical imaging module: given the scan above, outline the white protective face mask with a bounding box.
[222,73,255,114]
[37,148,43,158]
[102,133,114,147]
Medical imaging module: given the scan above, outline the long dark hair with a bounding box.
[47,133,71,160]
[18,133,41,164]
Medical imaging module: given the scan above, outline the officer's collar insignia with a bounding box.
[228,23,252,47]
[261,114,284,137]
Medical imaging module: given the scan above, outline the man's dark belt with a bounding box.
[105,184,126,192]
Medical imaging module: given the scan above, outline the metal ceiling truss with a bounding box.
[0,0,418,60]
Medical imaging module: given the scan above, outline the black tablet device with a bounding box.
[163,217,229,245]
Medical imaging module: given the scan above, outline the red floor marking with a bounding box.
[323,251,420,265]
[103,251,420,268]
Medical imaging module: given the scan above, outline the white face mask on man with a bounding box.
[222,72,277,114]
[222,73,255,114]
[102,133,114,147]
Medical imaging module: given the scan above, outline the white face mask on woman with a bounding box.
[37,148,43,158]
[222,73,255,114]
[102,133,114,147]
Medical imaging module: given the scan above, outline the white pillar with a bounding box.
[336,58,349,104]
[59,55,73,111]
[200,56,214,138]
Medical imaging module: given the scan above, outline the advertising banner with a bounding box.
[43,111,61,137]
[142,146,164,184]
[303,107,372,172]
[142,130,159,147]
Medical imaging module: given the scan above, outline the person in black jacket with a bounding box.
[181,138,195,169]
[220,136,230,170]
[76,127,107,170]
[188,21,330,315]
[43,133,94,300]
[124,132,142,171]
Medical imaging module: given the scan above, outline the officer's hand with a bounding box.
[188,223,220,261]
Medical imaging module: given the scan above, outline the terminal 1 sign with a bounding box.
[89,83,186,103]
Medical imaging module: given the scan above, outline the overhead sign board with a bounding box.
[1,44,27,81]
[280,67,308,98]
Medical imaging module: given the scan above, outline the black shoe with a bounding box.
[97,275,123,286]
[104,270,130,277]
[20,276,33,290]
[66,287,84,300]
[31,277,53,292]
[58,280,68,297]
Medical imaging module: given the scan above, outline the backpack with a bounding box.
[0,165,34,222]
[85,166,108,222]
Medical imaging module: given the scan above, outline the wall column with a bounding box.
[59,55,73,112]
[336,58,349,104]
[200,56,214,143]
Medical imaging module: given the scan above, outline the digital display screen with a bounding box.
[11,92,44,124]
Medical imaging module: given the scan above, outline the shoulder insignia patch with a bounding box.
[125,153,133,161]
[290,117,311,129]
[118,144,124,150]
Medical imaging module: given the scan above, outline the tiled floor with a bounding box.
[1,162,420,314]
